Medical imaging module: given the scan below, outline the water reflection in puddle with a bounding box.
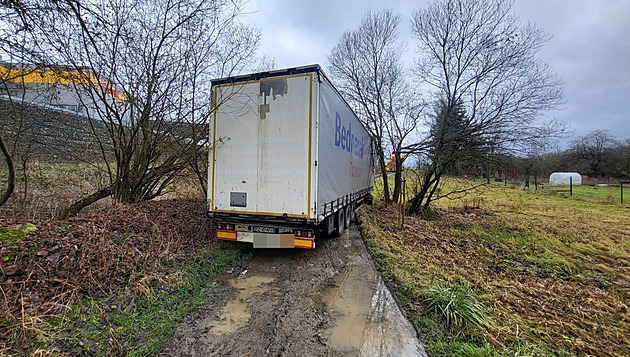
[321,265,426,357]
[321,266,377,352]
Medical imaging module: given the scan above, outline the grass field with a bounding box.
[361,177,630,356]
[375,173,629,206]
[485,179,626,205]
[545,184,623,204]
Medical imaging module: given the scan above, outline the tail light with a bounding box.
[217,223,235,230]
[293,229,313,238]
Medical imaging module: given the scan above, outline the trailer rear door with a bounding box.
[210,73,315,218]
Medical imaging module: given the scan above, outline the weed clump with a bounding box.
[418,207,440,220]
[424,281,492,333]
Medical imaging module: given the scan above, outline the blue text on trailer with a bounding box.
[335,112,364,158]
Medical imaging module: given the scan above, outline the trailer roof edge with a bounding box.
[210,64,321,86]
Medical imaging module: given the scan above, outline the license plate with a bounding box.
[252,226,276,234]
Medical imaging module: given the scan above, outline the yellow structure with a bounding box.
[386,152,404,172]
[0,63,126,102]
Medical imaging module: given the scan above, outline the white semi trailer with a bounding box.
[208,65,374,249]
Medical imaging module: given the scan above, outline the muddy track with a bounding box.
[160,221,426,357]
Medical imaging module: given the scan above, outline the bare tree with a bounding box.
[615,140,630,179]
[170,17,266,196]
[570,130,615,178]
[1,0,263,216]
[519,123,566,189]
[0,1,38,208]
[408,0,563,213]
[328,10,420,203]
[0,59,51,210]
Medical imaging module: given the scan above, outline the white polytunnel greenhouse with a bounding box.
[549,172,582,186]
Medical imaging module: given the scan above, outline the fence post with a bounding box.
[570,176,573,196]
[622,180,624,204]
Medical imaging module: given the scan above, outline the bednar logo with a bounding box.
[335,112,364,159]
[350,161,363,177]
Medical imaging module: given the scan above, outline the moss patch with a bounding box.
[0,222,38,242]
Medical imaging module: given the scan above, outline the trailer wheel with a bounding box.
[324,215,335,236]
[349,203,356,223]
[333,208,345,237]
[344,205,352,228]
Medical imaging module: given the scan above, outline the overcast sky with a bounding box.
[239,0,630,143]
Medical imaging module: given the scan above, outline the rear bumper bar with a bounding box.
[216,230,315,249]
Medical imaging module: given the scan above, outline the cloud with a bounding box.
[239,0,630,141]
[514,0,630,139]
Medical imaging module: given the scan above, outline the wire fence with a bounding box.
[531,180,626,205]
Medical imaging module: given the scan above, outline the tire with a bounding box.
[349,203,356,223]
[324,215,335,237]
[333,208,345,237]
[344,205,352,228]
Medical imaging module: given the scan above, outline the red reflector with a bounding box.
[217,230,237,240]
[294,237,314,249]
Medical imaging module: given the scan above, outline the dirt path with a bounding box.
[160,222,426,357]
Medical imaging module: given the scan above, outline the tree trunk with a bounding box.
[423,174,442,210]
[61,186,113,219]
[486,161,491,184]
[408,166,437,214]
[21,158,29,204]
[0,133,15,207]
[392,151,403,203]
[377,148,391,203]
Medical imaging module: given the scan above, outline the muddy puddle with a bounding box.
[206,274,278,335]
[321,266,378,350]
[319,230,426,356]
